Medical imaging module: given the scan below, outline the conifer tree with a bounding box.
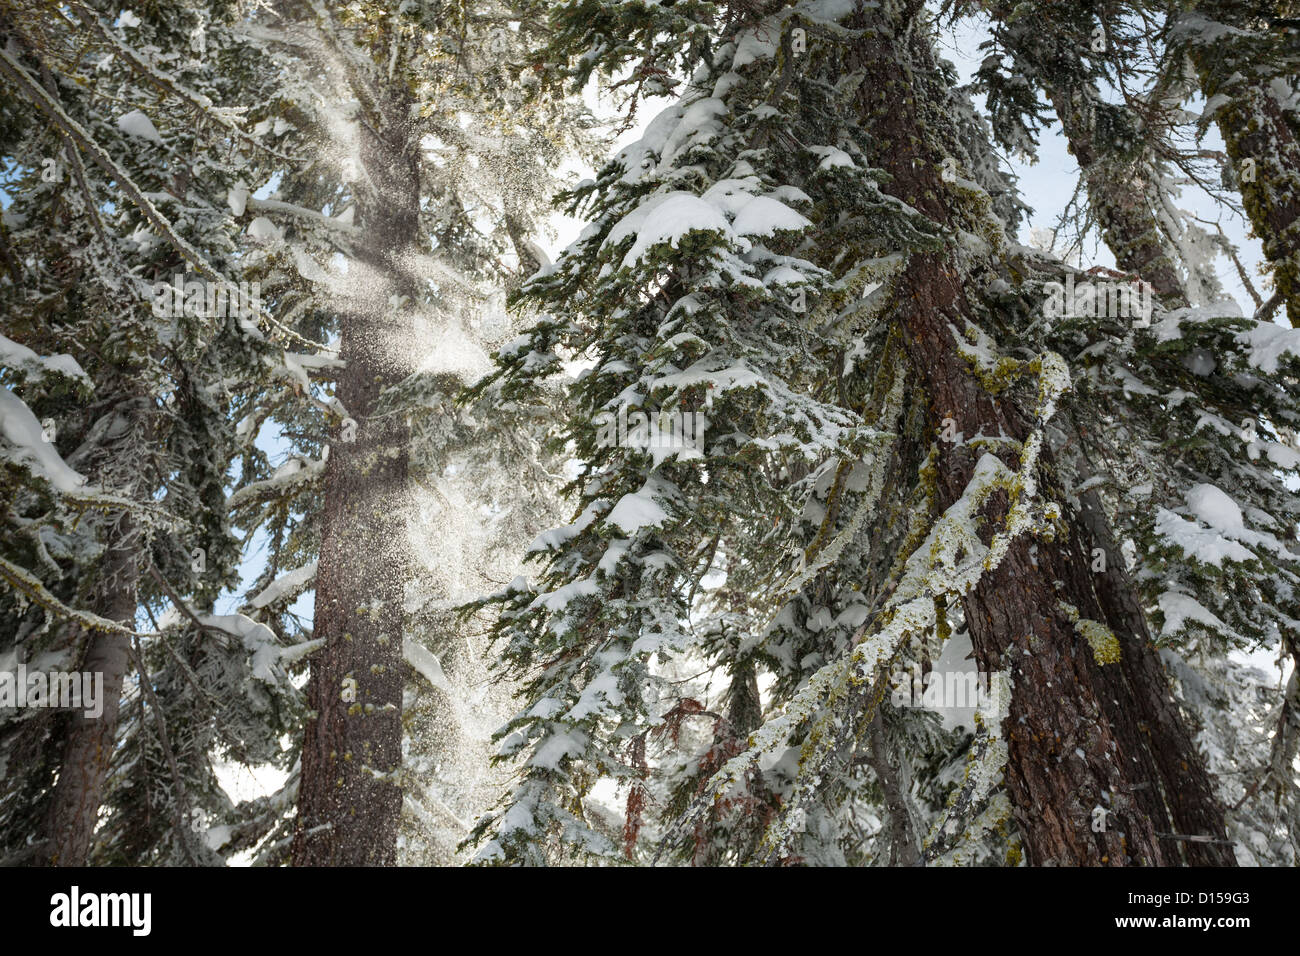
[469,0,1256,866]
[959,0,1300,866]
[961,0,1196,304]
[0,0,307,864]
[217,0,599,865]
[2,0,1294,869]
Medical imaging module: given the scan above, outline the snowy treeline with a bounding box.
[0,0,1297,867]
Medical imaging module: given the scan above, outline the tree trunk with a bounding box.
[866,712,921,866]
[848,5,1233,865]
[982,4,1189,305]
[291,88,419,866]
[1046,87,1189,306]
[39,514,138,866]
[1195,67,1300,324]
[1059,413,1236,864]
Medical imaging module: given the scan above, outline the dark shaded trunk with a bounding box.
[848,5,1233,865]
[291,90,420,867]
[39,514,138,866]
[1062,418,1237,865]
[866,711,921,866]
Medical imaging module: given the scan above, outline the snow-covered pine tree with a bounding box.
[959,0,1194,305]
[465,0,892,864]
[389,7,604,865]
[3,0,1292,869]
[1031,238,1300,866]
[470,0,1244,866]
[87,3,332,867]
[218,0,601,864]
[958,0,1300,865]
[0,0,308,864]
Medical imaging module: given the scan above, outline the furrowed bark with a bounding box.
[848,3,1232,865]
[291,86,419,867]
[1063,422,1236,865]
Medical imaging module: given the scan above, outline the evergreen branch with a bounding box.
[0,42,330,353]
[0,553,150,637]
[64,0,301,163]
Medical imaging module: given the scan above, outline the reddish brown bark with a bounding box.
[846,5,1233,866]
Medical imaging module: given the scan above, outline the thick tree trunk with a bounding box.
[39,514,138,866]
[291,89,419,866]
[848,6,1233,865]
[1063,425,1236,865]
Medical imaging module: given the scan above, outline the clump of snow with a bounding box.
[606,192,735,267]
[247,216,283,243]
[605,177,810,268]
[1237,321,1300,374]
[731,195,811,237]
[0,333,90,385]
[527,728,588,769]
[1155,509,1254,566]
[1158,591,1233,640]
[291,244,332,283]
[117,109,162,144]
[227,184,249,217]
[199,613,282,684]
[808,145,856,170]
[403,638,451,694]
[278,352,341,391]
[732,27,779,69]
[604,478,671,535]
[248,561,317,609]
[1185,484,1245,536]
[528,500,603,554]
[1156,483,1297,566]
[1186,482,1297,558]
[0,388,88,493]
